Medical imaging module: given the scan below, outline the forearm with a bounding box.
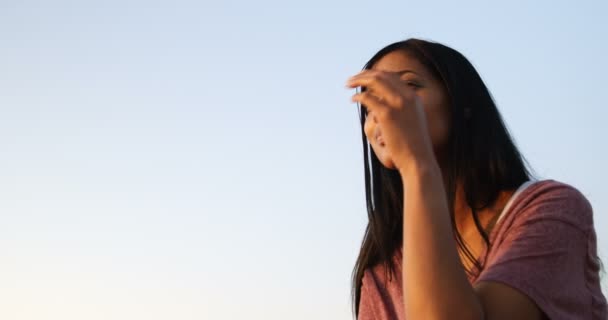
[400,161,483,320]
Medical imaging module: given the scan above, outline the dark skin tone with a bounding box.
[347,50,544,319]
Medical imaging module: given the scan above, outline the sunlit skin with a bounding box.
[362,50,451,171]
[346,50,543,319]
[362,50,516,268]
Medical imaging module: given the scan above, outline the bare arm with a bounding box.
[400,160,543,320]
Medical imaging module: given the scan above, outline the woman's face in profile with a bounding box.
[363,50,451,169]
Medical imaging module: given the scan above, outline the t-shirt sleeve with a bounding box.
[475,184,595,319]
[358,271,377,320]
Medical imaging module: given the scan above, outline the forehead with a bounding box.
[371,50,426,75]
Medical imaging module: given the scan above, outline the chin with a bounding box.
[378,155,397,170]
[371,145,398,170]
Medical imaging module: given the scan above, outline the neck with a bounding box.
[436,156,514,236]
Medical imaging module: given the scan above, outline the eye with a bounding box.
[399,75,421,87]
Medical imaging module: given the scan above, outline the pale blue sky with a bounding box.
[0,0,606,319]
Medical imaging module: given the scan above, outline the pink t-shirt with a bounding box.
[358,179,607,319]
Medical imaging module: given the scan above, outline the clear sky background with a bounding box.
[0,0,606,319]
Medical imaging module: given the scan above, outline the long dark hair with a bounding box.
[350,38,535,317]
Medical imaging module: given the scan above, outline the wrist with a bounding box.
[398,156,441,181]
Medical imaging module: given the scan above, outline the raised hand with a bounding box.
[346,69,436,175]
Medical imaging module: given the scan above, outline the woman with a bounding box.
[347,38,607,320]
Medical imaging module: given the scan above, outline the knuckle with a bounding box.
[358,92,369,103]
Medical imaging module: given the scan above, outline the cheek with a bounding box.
[424,101,451,150]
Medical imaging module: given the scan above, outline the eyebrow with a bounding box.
[391,69,418,76]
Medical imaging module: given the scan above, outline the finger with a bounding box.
[346,70,390,89]
[347,69,385,81]
[347,71,401,103]
[347,69,399,86]
[351,91,386,113]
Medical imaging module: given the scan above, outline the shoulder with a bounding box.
[361,248,403,291]
[507,179,594,233]
[478,179,606,319]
